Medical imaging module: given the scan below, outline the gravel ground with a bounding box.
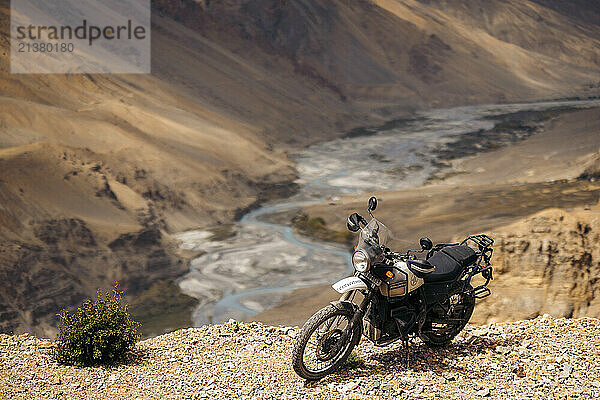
[1,315,600,399]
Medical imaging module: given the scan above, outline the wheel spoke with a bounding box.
[422,290,474,344]
[302,312,354,373]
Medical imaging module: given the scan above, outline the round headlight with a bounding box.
[352,250,370,272]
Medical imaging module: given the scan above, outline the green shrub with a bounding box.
[53,283,140,367]
[344,350,364,369]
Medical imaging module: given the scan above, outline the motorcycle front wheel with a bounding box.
[291,303,362,380]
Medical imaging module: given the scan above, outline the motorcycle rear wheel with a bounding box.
[291,303,362,380]
[420,284,475,347]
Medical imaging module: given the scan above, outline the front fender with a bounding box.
[329,300,360,313]
[329,300,363,345]
[332,276,368,294]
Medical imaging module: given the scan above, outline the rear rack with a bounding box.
[461,235,494,299]
[460,234,494,249]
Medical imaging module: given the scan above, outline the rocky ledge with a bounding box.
[1,316,599,399]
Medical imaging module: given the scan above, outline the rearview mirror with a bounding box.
[368,196,378,212]
[347,213,361,232]
[420,237,433,251]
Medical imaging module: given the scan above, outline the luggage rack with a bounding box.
[460,234,494,250]
[461,234,494,299]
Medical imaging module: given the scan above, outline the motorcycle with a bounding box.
[292,196,494,380]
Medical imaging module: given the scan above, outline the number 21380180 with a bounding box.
[18,42,74,53]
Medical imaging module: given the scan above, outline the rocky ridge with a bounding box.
[473,202,600,325]
[1,316,599,399]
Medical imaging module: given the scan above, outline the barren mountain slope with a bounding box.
[0,2,301,336]
[1,0,600,336]
[156,0,600,110]
[531,0,600,27]
[374,0,600,100]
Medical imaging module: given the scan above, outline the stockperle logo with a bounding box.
[11,0,150,74]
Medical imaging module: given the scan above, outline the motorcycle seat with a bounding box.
[424,245,478,282]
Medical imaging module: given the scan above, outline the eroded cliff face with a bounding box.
[473,204,600,324]
[0,220,185,338]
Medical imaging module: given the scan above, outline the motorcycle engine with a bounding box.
[363,302,384,342]
[363,317,382,342]
[390,304,416,332]
[363,295,419,343]
[363,298,411,342]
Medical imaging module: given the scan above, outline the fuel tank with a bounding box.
[375,260,424,297]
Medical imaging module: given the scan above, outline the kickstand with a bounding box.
[403,337,411,368]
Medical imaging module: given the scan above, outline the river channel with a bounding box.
[174,100,600,326]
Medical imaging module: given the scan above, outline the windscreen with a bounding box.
[358,218,392,247]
